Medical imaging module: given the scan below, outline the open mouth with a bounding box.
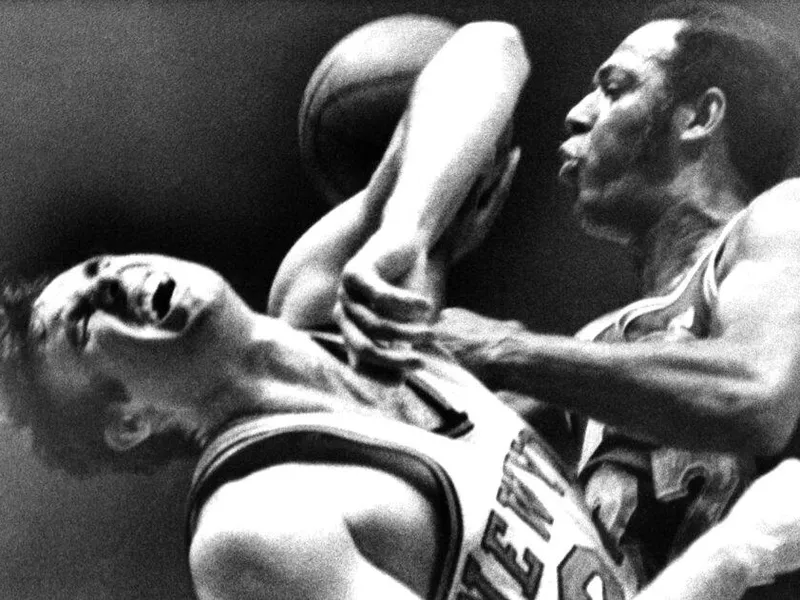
[68,272,189,347]
[137,273,180,326]
[558,158,580,186]
[152,277,175,320]
[127,272,188,332]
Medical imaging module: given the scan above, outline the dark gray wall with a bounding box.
[0,1,796,598]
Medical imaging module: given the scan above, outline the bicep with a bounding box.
[189,466,425,600]
[716,185,800,347]
[711,227,800,450]
[191,525,421,600]
[715,233,800,370]
[267,191,370,327]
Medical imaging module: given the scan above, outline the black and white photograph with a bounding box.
[0,1,799,598]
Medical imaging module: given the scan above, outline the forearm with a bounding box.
[635,527,751,600]
[381,21,530,246]
[467,330,776,452]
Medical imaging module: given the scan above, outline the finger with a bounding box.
[352,340,424,372]
[334,302,423,371]
[341,268,432,322]
[333,300,381,365]
[339,297,434,344]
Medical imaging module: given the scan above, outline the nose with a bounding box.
[79,256,129,315]
[564,91,597,136]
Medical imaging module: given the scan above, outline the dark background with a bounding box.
[0,1,796,598]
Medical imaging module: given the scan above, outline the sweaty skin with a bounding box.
[23,14,800,600]
[336,19,800,458]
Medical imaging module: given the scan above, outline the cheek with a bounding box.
[92,336,175,375]
[38,344,95,400]
[587,105,655,174]
[90,328,211,390]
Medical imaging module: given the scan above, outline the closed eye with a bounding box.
[83,257,104,278]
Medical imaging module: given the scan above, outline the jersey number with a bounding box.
[558,546,625,600]
[458,544,625,600]
[652,448,752,558]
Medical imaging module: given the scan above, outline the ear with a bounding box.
[678,87,727,143]
[104,407,152,453]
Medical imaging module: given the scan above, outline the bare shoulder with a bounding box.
[189,463,360,600]
[713,179,800,275]
[189,462,440,600]
[738,179,800,249]
[267,191,370,327]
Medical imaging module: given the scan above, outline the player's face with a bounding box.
[560,20,683,243]
[29,254,254,410]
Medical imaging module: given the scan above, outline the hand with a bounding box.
[334,128,520,372]
[715,458,800,586]
[334,230,436,371]
[433,307,527,385]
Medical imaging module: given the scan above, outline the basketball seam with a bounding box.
[309,72,418,191]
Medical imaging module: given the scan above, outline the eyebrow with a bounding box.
[592,65,612,88]
[590,64,620,92]
[592,63,642,91]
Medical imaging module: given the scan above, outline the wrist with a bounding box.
[475,327,522,389]
[381,184,469,249]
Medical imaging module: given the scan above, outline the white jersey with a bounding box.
[187,337,640,600]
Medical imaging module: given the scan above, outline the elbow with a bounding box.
[190,530,266,599]
[751,381,799,456]
[458,21,526,52]
[716,380,798,456]
[454,21,531,80]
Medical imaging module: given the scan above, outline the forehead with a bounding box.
[596,19,683,81]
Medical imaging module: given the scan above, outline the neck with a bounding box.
[191,316,446,444]
[629,165,749,295]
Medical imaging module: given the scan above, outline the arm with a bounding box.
[190,464,432,600]
[635,458,800,600]
[436,182,800,455]
[334,20,528,365]
[270,21,529,363]
[365,20,528,252]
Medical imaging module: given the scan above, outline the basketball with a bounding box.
[298,14,457,205]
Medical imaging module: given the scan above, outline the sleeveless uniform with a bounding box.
[187,335,640,600]
[577,212,757,580]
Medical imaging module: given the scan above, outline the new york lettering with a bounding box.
[458,429,558,599]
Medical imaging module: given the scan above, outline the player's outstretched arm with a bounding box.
[335,21,529,368]
[436,181,800,454]
[634,458,800,600]
[271,20,529,369]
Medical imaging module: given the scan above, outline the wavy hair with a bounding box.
[0,277,200,477]
[646,1,800,195]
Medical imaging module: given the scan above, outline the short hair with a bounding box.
[0,278,199,477]
[646,1,800,195]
